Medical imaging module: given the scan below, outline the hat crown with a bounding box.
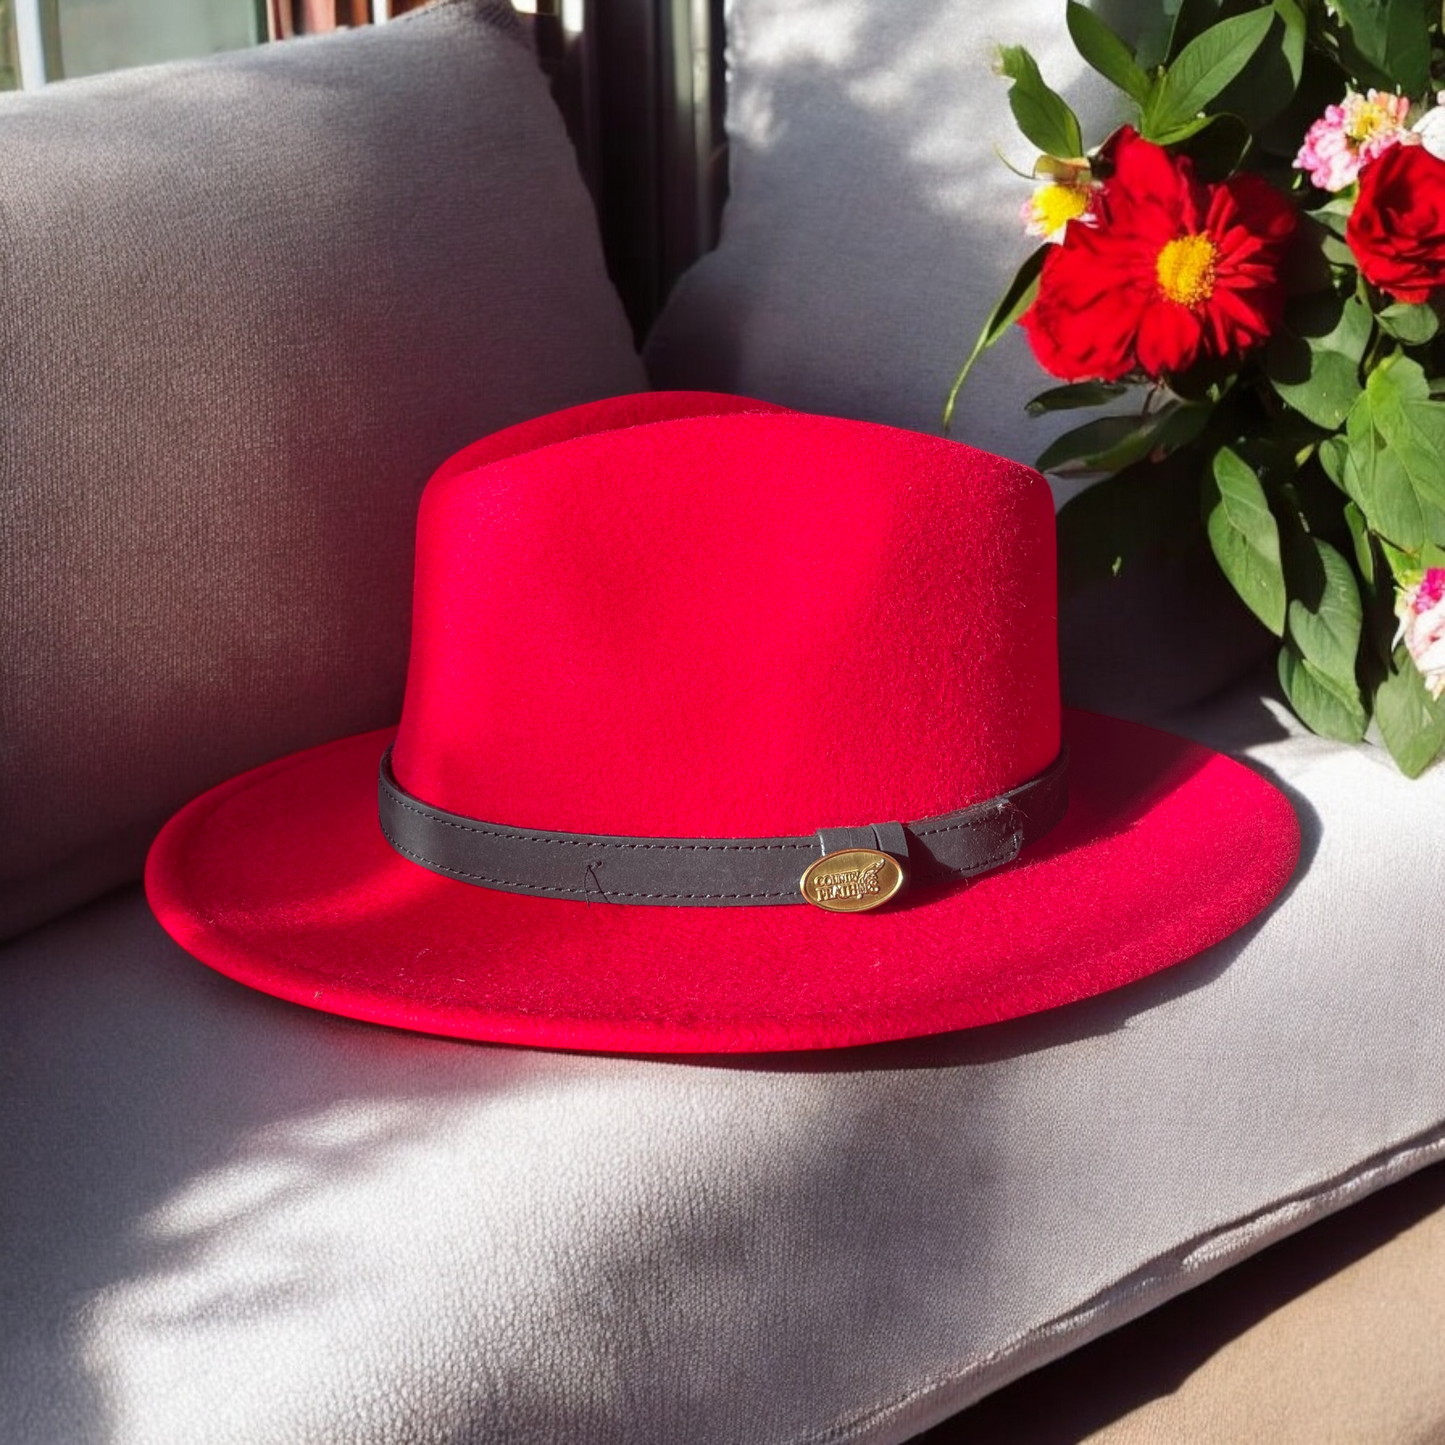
[391,402,1060,837]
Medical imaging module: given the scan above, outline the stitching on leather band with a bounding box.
[913,808,1018,838]
[379,824,795,901]
[382,792,816,853]
[377,746,1068,907]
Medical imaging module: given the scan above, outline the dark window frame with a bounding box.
[529,0,726,342]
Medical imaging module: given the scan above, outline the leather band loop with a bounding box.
[816,821,910,860]
[378,747,1068,907]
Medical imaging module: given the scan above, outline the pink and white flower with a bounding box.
[1294,88,1417,191]
[1413,93,1445,159]
[1395,567,1445,700]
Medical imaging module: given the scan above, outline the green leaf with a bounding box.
[1066,2,1153,107]
[1307,291,1375,356]
[1212,0,1307,131]
[1369,348,1434,400]
[1036,403,1208,475]
[1382,537,1445,584]
[1334,391,1445,550]
[1055,449,1205,596]
[1343,500,1376,585]
[1377,301,1440,345]
[1319,230,1358,269]
[1374,653,1445,775]
[1265,291,1371,429]
[998,45,1084,158]
[1144,9,1276,139]
[1284,533,1363,685]
[1162,0,1226,63]
[1025,381,1131,416]
[943,245,1047,433]
[1279,214,1338,298]
[1365,356,1445,514]
[1272,0,1308,84]
[1310,198,1354,240]
[1148,112,1226,146]
[1318,434,1348,487]
[1278,643,1368,742]
[1383,0,1430,86]
[1168,112,1254,180]
[1379,534,1423,583]
[1329,0,1431,96]
[1204,446,1287,636]
[1036,414,1159,475]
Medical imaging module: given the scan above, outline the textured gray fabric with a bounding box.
[935,1163,1445,1442]
[643,0,1271,718]
[2,678,1442,1444]
[645,0,1123,478]
[0,1,646,940]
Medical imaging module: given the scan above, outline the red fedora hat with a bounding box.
[146,391,1299,1053]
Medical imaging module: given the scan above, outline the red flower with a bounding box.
[1347,143,1445,303]
[1019,129,1297,382]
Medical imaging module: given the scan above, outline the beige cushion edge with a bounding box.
[1075,1173,1445,1445]
[807,1126,1445,1445]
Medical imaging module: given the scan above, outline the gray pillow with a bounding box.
[0,0,647,939]
[645,0,1119,469]
[644,0,1268,718]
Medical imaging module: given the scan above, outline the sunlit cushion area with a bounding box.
[4,676,1444,1441]
[5,0,1445,1441]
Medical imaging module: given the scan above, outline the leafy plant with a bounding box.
[952,0,1445,775]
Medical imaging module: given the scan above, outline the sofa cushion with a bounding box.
[2,675,1442,1444]
[643,0,1274,717]
[930,1162,1445,1443]
[644,0,1118,475]
[0,0,646,941]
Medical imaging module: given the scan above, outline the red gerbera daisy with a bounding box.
[1019,128,1297,383]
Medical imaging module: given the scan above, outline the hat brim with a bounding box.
[145,710,1298,1053]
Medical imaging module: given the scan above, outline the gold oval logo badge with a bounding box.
[800,849,905,913]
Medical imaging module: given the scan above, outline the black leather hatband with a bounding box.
[377,747,1068,909]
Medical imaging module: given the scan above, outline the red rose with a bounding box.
[1019,129,1297,382]
[1347,143,1445,303]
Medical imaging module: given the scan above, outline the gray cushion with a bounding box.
[933,1162,1445,1442]
[0,0,646,940]
[644,0,1119,479]
[644,0,1274,717]
[3,677,1442,1443]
